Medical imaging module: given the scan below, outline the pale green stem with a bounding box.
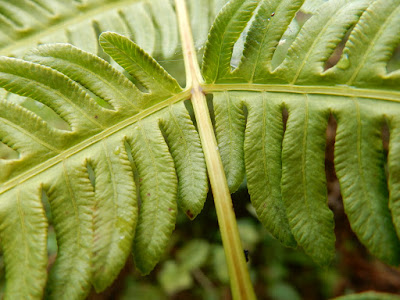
[174,0,256,299]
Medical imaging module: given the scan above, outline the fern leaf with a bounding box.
[202,0,259,83]
[213,92,246,193]
[90,138,138,292]
[148,0,179,59]
[244,92,296,247]
[281,95,335,265]
[0,25,206,296]
[277,0,371,85]
[0,100,61,182]
[0,0,201,59]
[270,19,300,69]
[160,102,208,219]
[0,0,225,127]
[202,0,400,266]
[0,0,400,298]
[332,291,400,300]
[119,4,156,55]
[234,0,304,82]
[388,117,400,240]
[99,32,182,96]
[325,0,400,88]
[0,186,47,300]
[44,159,95,299]
[24,44,142,114]
[334,99,400,265]
[300,0,328,14]
[0,57,111,132]
[130,118,178,275]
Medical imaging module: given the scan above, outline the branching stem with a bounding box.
[175,0,256,299]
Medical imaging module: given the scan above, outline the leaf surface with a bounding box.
[202,0,400,265]
[0,0,400,298]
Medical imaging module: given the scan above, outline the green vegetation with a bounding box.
[0,0,399,299]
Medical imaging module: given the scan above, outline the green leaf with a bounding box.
[201,0,259,83]
[0,57,110,133]
[0,0,400,298]
[130,118,178,275]
[300,0,328,14]
[213,92,245,192]
[388,117,400,239]
[324,0,400,89]
[281,94,335,265]
[334,98,400,265]
[201,0,400,267]
[0,0,225,116]
[161,102,208,220]
[332,291,400,300]
[44,157,95,299]
[244,92,296,247]
[25,44,142,114]
[277,0,371,85]
[90,137,138,292]
[270,19,300,70]
[0,0,224,59]
[233,0,304,82]
[99,32,182,96]
[0,185,47,300]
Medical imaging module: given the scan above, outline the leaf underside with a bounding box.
[333,291,400,300]
[0,0,399,299]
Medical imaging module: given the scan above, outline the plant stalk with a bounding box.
[175,0,256,299]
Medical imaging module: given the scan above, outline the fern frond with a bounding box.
[44,157,96,299]
[243,92,297,247]
[1,0,400,298]
[213,92,246,193]
[281,95,335,264]
[0,32,207,297]
[130,102,208,274]
[89,138,138,292]
[0,99,60,182]
[202,0,400,266]
[99,32,182,96]
[0,186,48,300]
[25,44,142,114]
[202,0,259,83]
[160,102,208,220]
[333,291,400,300]
[129,117,178,275]
[334,99,400,265]
[324,0,400,88]
[234,0,304,82]
[0,0,226,125]
[0,57,110,132]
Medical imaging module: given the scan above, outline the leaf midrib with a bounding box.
[0,0,141,56]
[203,83,400,102]
[1,83,399,194]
